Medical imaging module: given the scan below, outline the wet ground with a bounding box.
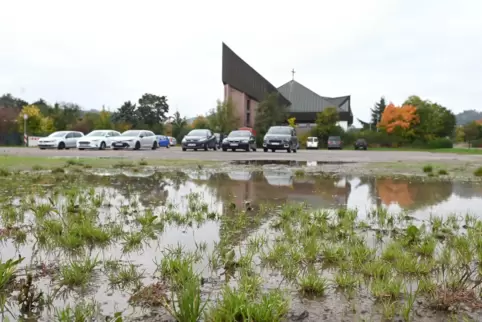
[1,167,482,321]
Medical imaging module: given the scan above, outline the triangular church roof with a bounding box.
[277,80,350,113]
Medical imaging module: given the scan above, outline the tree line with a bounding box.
[0,91,477,148]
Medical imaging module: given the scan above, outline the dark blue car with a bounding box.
[156,135,170,148]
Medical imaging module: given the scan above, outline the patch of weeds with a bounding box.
[32,165,44,171]
[83,164,93,169]
[205,285,288,322]
[113,161,135,169]
[0,168,10,177]
[334,271,359,291]
[51,167,65,174]
[54,300,100,321]
[423,165,433,173]
[108,263,144,290]
[138,159,148,166]
[58,256,99,288]
[294,169,305,177]
[65,159,83,166]
[438,169,448,175]
[298,270,327,296]
[474,167,482,177]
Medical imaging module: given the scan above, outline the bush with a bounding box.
[470,139,482,148]
[426,138,453,149]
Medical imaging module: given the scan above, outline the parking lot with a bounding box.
[1,146,481,163]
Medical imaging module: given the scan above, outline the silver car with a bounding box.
[38,131,84,150]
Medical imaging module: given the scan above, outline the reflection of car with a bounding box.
[181,129,217,151]
[167,136,177,146]
[263,126,298,153]
[112,130,158,150]
[327,136,343,150]
[77,130,121,150]
[222,130,257,152]
[38,131,84,150]
[263,168,293,186]
[156,135,170,148]
[354,138,368,150]
[306,137,319,149]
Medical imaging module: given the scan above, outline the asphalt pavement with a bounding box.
[0,146,481,163]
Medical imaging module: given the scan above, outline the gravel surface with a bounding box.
[1,147,482,163]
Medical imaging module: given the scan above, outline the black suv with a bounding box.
[263,126,298,153]
[354,138,368,150]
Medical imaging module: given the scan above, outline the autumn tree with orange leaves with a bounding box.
[377,103,419,137]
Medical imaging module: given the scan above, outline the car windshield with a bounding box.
[308,137,317,142]
[356,139,366,143]
[267,127,291,135]
[188,130,208,136]
[87,131,108,137]
[329,136,341,141]
[121,131,140,137]
[49,131,68,138]
[229,131,250,137]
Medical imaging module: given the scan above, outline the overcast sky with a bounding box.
[1,0,481,125]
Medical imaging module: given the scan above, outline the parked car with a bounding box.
[262,126,298,153]
[168,136,177,146]
[222,130,257,152]
[112,130,158,150]
[354,138,368,150]
[327,136,343,150]
[306,137,319,149]
[38,131,84,150]
[156,135,170,148]
[181,129,217,151]
[77,130,121,150]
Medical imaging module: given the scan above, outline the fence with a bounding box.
[0,133,22,146]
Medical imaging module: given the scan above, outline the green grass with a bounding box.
[343,146,482,154]
[0,155,219,170]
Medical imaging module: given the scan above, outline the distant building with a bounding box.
[221,43,353,130]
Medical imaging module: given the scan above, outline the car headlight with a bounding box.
[91,140,99,142]
[241,139,248,143]
[222,138,228,143]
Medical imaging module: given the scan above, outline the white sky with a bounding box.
[1,0,481,125]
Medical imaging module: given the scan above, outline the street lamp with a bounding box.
[23,114,28,147]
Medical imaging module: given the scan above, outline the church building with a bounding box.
[222,42,353,131]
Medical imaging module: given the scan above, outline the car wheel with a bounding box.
[194,148,198,151]
[213,144,217,151]
[182,148,187,151]
[58,142,65,150]
[222,148,227,152]
[113,148,118,151]
[272,149,276,152]
[166,145,169,148]
[99,142,106,150]
[134,141,141,150]
[232,148,236,152]
[40,148,45,150]
[252,147,256,152]
[152,141,158,150]
[204,144,208,151]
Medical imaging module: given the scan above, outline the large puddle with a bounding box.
[1,168,482,321]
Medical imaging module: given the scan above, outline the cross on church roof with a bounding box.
[291,68,296,81]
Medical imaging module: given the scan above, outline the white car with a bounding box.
[112,130,158,150]
[306,137,319,149]
[77,130,121,150]
[38,131,84,150]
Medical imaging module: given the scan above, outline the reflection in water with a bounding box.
[83,171,482,219]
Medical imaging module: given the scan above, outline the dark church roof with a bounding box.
[277,80,350,113]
